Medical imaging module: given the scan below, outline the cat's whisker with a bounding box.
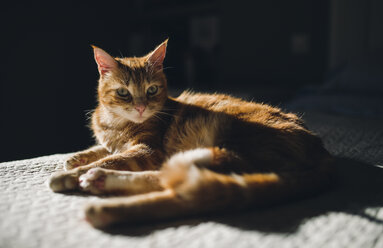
[162,66,174,71]
[151,66,174,77]
[155,111,177,117]
[157,66,174,73]
[152,113,167,124]
[84,109,95,120]
[158,107,177,111]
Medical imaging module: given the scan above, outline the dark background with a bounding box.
[0,0,381,162]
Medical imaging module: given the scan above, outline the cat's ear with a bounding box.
[92,45,118,76]
[146,39,168,71]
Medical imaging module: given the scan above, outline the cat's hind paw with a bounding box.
[84,204,116,229]
[79,168,107,195]
[48,171,79,192]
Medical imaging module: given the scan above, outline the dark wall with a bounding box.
[329,0,383,68]
[220,0,329,86]
[0,1,329,162]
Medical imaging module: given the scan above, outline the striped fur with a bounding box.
[48,40,335,228]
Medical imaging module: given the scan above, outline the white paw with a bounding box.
[49,171,79,192]
[85,204,115,228]
[64,155,89,171]
[79,168,107,195]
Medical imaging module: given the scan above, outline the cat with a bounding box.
[49,39,335,228]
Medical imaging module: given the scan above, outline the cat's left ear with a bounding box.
[146,39,168,71]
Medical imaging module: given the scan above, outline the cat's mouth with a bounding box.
[135,115,146,122]
[130,110,153,123]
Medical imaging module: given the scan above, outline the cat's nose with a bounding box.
[135,104,146,115]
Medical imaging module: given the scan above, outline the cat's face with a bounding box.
[93,41,168,123]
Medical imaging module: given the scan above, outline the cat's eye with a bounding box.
[116,88,130,97]
[147,85,158,96]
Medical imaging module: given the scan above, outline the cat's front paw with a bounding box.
[64,154,89,171]
[49,171,79,192]
[79,168,107,195]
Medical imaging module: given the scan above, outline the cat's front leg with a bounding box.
[49,144,164,192]
[64,145,110,170]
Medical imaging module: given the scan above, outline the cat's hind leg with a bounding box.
[84,148,245,227]
[85,190,182,228]
[79,168,163,195]
[84,148,334,228]
[76,147,229,195]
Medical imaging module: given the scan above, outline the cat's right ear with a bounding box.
[91,45,118,76]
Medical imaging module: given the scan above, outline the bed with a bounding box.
[1,59,383,247]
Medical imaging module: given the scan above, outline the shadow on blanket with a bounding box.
[97,157,383,236]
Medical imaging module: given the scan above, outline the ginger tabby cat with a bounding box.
[49,40,335,228]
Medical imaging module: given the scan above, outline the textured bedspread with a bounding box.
[1,112,383,248]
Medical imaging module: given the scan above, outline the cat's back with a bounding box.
[164,91,308,155]
[174,91,302,127]
[175,91,253,112]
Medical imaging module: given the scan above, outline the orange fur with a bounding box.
[48,40,335,228]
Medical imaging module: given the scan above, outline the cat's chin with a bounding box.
[129,116,148,124]
[120,113,150,124]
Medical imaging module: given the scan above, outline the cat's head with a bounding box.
[93,40,168,123]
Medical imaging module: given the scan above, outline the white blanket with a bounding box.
[1,112,383,248]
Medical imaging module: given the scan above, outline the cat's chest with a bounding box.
[95,127,133,153]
